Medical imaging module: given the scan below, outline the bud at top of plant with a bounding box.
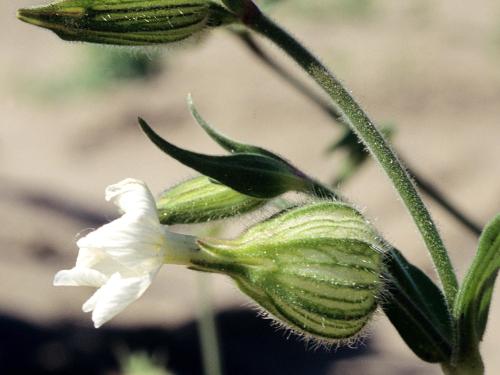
[190,201,384,341]
[157,175,267,225]
[17,0,236,46]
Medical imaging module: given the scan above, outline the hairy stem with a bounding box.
[242,9,458,307]
[442,350,484,375]
[236,31,482,237]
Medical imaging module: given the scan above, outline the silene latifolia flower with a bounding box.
[55,176,384,342]
[54,178,197,328]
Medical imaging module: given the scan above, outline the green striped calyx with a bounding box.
[17,0,236,46]
[190,201,384,341]
[157,175,267,225]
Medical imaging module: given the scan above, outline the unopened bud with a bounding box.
[190,201,384,341]
[17,0,236,46]
[139,117,311,199]
[157,176,266,225]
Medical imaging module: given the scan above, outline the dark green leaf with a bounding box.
[454,214,500,352]
[139,117,306,198]
[382,248,452,363]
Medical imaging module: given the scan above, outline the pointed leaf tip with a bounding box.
[187,94,254,154]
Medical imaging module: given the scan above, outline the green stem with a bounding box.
[242,9,458,308]
[442,349,484,375]
[236,31,482,237]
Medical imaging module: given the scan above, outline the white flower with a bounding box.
[54,178,168,328]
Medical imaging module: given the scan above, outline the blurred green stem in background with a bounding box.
[119,351,173,375]
[196,274,223,375]
[235,31,482,237]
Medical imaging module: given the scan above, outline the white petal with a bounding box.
[90,270,159,328]
[54,268,107,287]
[75,247,102,268]
[55,179,167,328]
[74,246,136,279]
[105,178,157,220]
[82,287,105,312]
[89,252,135,278]
[77,217,162,252]
[76,218,165,272]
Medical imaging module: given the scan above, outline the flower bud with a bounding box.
[190,201,384,341]
[17,0,236,46]
[157,176,266,225]
[139,117,311,199]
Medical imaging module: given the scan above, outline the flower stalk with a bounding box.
[232,2,458,309]
[236,31,482,237]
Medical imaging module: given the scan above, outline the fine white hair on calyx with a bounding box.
[240,297,373,352]
[87,22,212,56]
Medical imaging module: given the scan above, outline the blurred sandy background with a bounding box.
[2,0,500,374]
